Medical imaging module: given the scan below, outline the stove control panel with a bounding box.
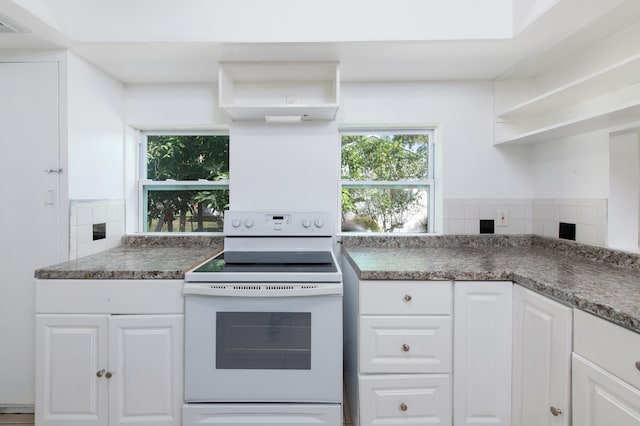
[224,211,333,236]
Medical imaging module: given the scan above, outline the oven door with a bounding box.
[184,292,342,403]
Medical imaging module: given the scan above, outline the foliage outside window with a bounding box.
[340,131,433,233]
[140,134,229,232]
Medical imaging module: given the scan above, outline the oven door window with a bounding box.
[216,312,311,370]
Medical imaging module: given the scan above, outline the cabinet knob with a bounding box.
[550,406,562,416]
[96,369,105,378]
[635,361,640,371]
[105,371,113,379]
[404,294,412,302]
[400,402,408,412]
[402,344,411,352]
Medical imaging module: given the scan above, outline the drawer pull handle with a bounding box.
[404,294,412,302]
[550,406,562,416]
[636,361,640,371]
[105,371,113,379]
[400,402,408,412]
[402,344,411,352]
[96,369,105,378]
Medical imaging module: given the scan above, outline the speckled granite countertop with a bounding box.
[342,235,640,333]
[35,235,223,280]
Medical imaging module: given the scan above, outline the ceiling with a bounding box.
[0,0,637,83]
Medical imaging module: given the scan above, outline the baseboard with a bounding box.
[0,404,34,414]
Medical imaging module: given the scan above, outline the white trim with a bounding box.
[139,132,231,233]
[141,180,229,188]
[339,129,435,233]
[140,128,230,136]
[340,179,433,187]
[339,124,437,133]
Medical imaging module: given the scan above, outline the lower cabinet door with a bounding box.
[573,353,640,425]
[36,315,109,426]
[512,285,572,426]
[359,374,452,425]
[109,315,183,426]
[454,281,512,426]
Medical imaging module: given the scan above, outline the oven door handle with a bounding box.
[183,283,343,297]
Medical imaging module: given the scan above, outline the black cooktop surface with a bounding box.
[191,251,338,274]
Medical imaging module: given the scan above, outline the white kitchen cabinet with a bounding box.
[512,285,572,426]
[35,279,184,426]
[357,280,453,426]
[573,354,640,425]
[572,309,640,425]
[454,281,512,426]
[218,62,339,121]
[36,314,183,426]
[36,315,108,426]
[341,258,453,426]
[359,374,451,425]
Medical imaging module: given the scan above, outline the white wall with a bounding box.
[229,121,339,216]
[609,131,640,251]
[124,80,532,233]
[512,0,560,33]
[67,52,125,199]
[530,131,609,198]
[339,81,532,199]
[125,83,227,129]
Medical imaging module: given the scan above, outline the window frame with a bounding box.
[138,131,230,233]
[338,128,435,234]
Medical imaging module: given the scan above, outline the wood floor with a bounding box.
[0,412,352,426]
[0,414,33,426]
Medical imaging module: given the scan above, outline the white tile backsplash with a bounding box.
[577,205,597,225]
[534,199,607,246]
[69,200,125,260]
[443,198,607,247]
[444,199,531,236]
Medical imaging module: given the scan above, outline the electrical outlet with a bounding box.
[497,210,508,227]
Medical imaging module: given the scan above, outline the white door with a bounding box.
[109,315,183,426]
[573,353,640,425]
[512,286,572,426]
[0,62,62,404]
[35,315,109,426]
[454,281,512,426]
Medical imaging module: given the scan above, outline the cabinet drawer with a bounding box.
[359,315,452,373]
[360,281,452,315]
[574,309,640,389]
[359,374,451,426]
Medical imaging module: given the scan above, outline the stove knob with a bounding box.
[231,219,241,228]
[302,219,312,228]
[314,218,324,228]
[244,218,254,228]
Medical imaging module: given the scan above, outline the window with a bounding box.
[139,133,229,232]
[340,130,434,233]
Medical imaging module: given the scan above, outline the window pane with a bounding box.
[147,135,229,180]
[341,134,429,181]
[341,187,429,232]
[146,189,229,232]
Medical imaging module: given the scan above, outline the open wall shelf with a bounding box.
[494,5,640,145]
[219,62,339,121]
